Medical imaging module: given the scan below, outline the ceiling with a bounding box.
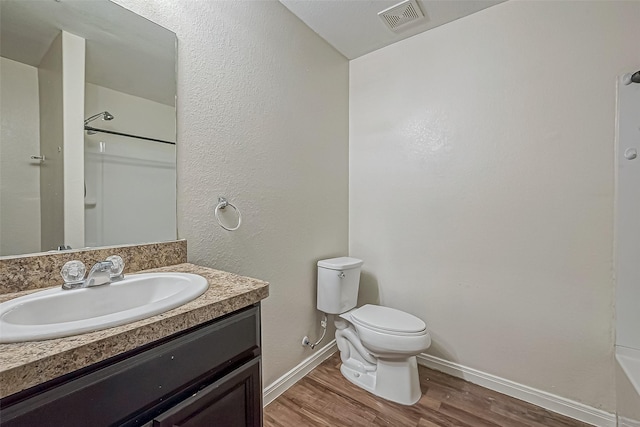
[279,0,506,59]
[1,0,504,105]
[0,0,176,106]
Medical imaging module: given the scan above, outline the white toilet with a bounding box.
[317,257,431,405]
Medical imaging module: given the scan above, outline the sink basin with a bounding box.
[0,272,208,343]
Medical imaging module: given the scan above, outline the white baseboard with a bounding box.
[417,353,616,427]
[619,416,640,427]
[263,339,337,407]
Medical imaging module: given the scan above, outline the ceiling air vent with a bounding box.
[378,0,425,32]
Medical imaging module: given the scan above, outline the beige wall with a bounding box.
[61,31,85,250]
[38,33,65,252]
[37,31,86,252]
[350,0,640,411]
[0,58,41,256]
[112,0,349,386]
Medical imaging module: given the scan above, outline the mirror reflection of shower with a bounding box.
[84,111,114,135]
[0,0,177,258]
[83,87,176,249]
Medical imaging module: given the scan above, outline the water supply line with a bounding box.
[302,313,327,350]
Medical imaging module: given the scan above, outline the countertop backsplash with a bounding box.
[0,240,187,294]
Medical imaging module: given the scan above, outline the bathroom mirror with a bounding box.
[0,0,177,257]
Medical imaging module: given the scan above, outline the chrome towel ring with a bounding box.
[214,197,242,231]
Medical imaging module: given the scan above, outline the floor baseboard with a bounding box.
[619,416,640,427]
[262,343,615,426]
[263,339,337,407]
[416,353,616,427]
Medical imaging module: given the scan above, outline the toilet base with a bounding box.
[340,356,422,405]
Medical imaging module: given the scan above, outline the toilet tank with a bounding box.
[317,257,363,314]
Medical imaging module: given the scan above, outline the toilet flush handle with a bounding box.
[338,272,345,278]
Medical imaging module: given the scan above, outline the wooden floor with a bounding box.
[264,353,592,427]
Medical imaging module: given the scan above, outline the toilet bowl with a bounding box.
[317,257,431,405]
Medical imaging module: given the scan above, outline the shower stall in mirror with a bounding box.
[84,84,176,247]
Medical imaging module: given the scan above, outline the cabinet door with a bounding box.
[153,357,262,427]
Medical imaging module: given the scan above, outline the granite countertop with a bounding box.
[0,263,269,398]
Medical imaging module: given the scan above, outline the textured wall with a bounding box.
[0,58,41,256]
[350,1,640,411]
[111,0,349,386]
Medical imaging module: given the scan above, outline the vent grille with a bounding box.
[378,0,425,32]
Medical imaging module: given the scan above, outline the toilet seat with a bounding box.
[342,304,431,357]
[350,304,426,336]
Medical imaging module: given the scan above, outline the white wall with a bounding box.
[615,70,640,426]
[84,83,176,247]
[350,1,640,411]
[111,0,349,387]
[0,58,41,256]
[615,353,640,424]
[37,31,87,252]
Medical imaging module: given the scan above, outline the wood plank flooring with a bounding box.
[264,353,592,427]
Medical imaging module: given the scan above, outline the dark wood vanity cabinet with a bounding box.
[0,305,263,427]
[149,357,260,427]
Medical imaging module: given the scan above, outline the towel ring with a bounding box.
[215,197,242,231]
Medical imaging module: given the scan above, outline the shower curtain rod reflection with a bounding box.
[84,126,175,145]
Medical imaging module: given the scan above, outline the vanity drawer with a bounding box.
[151,356,261,427]
[0,305,260,427]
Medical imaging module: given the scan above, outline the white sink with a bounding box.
[0,272,208,343]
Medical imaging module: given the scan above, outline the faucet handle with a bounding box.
[61,260,86,286]
[106,255,125,280]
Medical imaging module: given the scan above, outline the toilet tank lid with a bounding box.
[317,257,363,270]
[351,305,426,333]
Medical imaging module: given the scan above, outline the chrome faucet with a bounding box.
[61,256,125,290]
[84,261,115,288]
